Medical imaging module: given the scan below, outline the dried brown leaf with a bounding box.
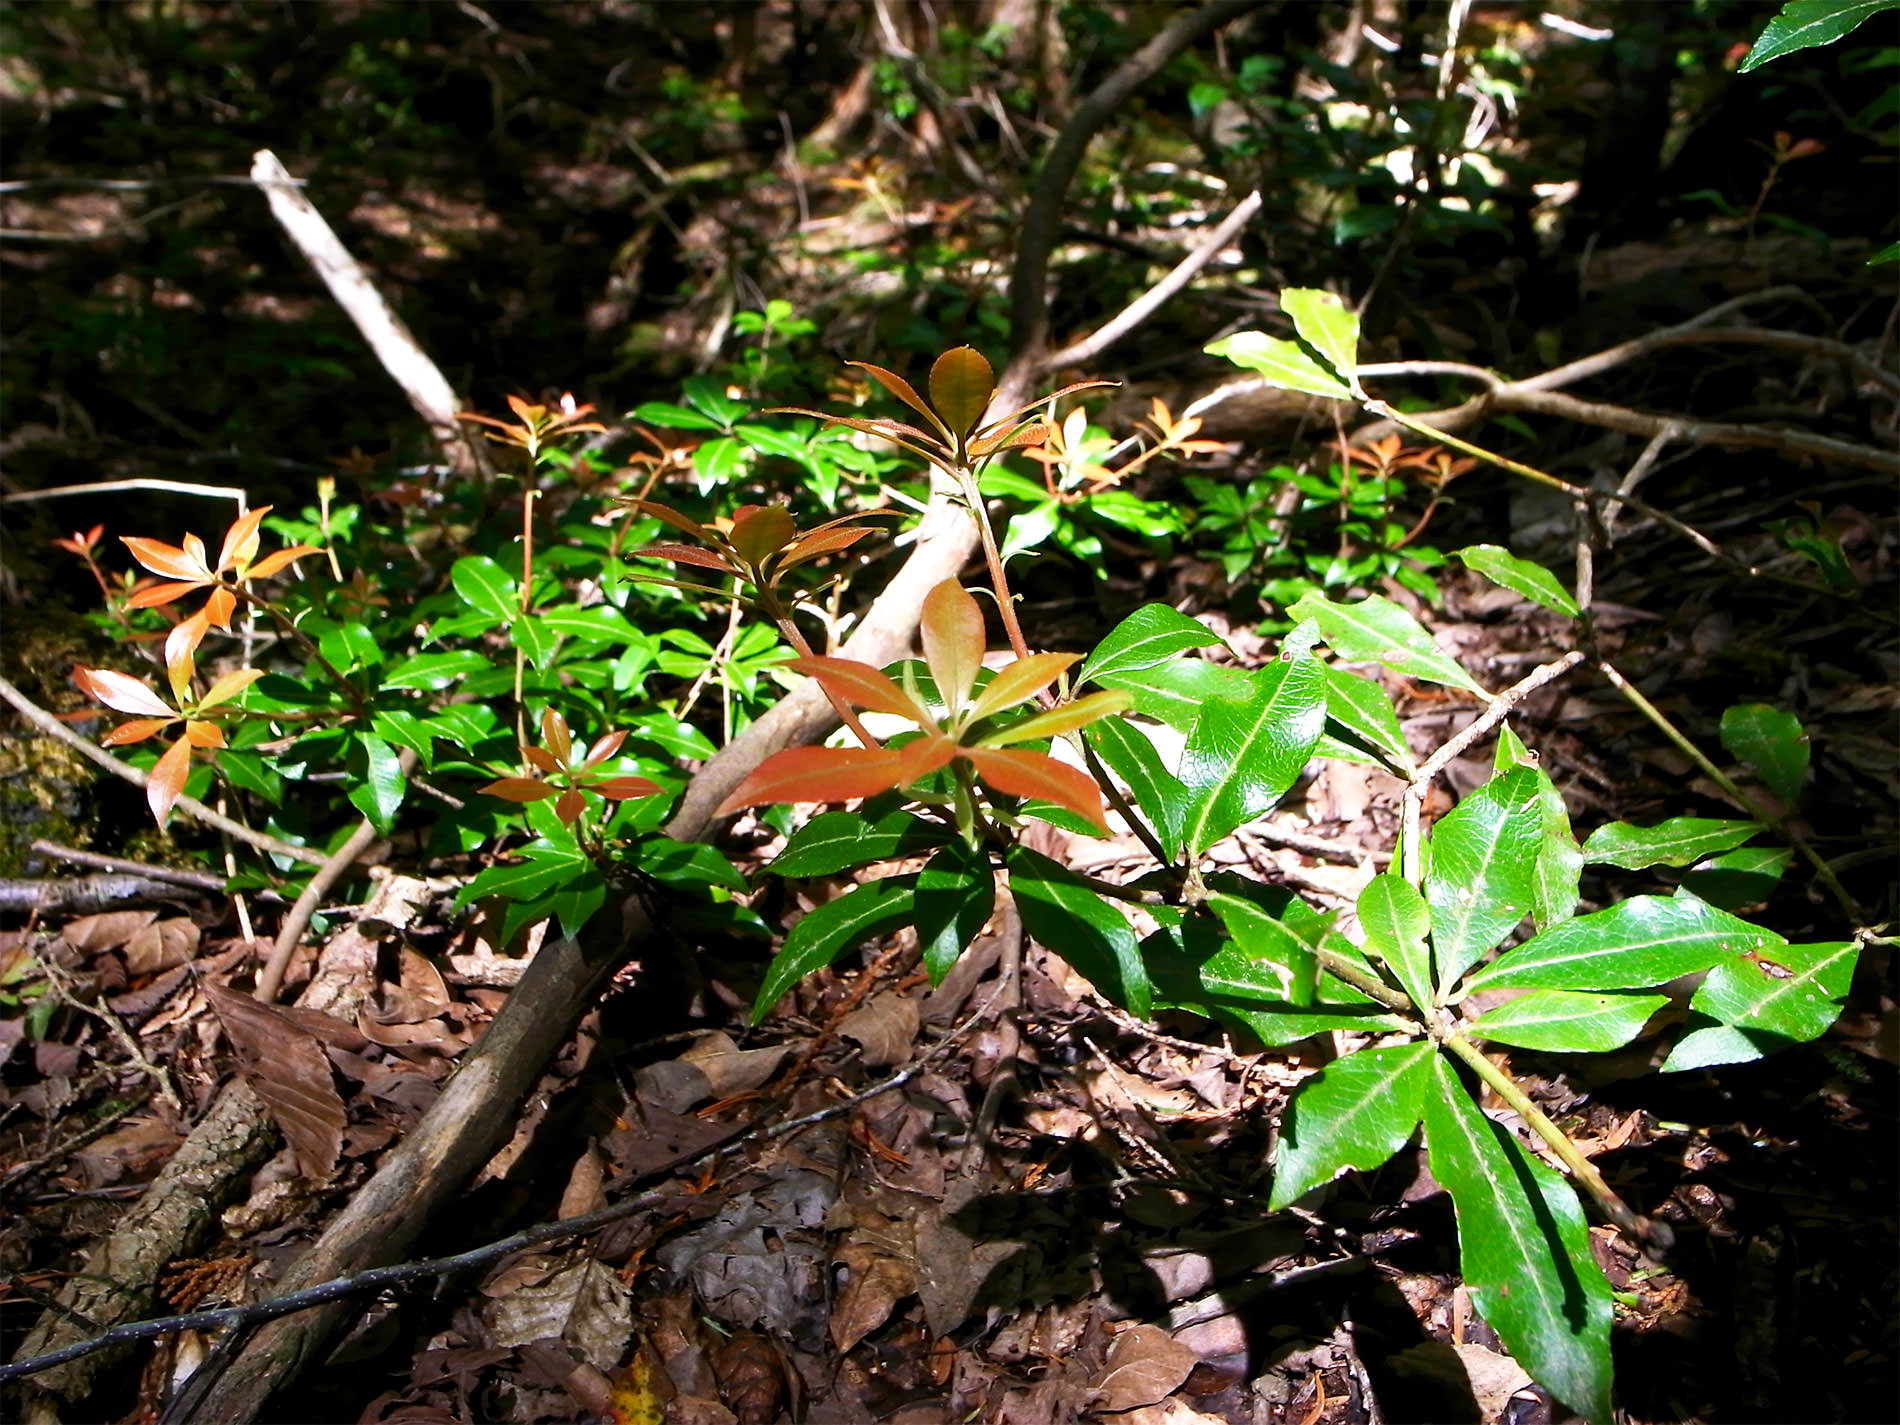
[60,909,157,955]
[122,917,200,975]
[830,1210,917,1352]
[204,983,345,1181]
[835,994,920,1068]
[1090,1324,1199,1413]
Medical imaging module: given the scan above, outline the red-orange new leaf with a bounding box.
[72,663,263,826]
[478,707,662,827]
[714,578,1128,831]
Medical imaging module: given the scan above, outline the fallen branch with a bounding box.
[249,150,489,484]
[0,874,209,915]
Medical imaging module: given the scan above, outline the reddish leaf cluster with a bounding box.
[716,579,1127,831]
[480,707,662,826]
[622,500,890,597]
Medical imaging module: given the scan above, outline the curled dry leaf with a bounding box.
[203,982,345,1181]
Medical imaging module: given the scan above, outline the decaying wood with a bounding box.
[0,874,205,915]
[248,149,489,484]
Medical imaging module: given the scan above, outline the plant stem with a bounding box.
[957,466,1033,660]
[1596,660,1862,918]
[761,593,883,750]
[1438,1032,1668,1247]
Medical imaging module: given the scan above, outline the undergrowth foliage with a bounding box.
[59,293,1866,1425]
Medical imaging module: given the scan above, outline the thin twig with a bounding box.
[1399,652,1587,886]
[1039,190,1264,371]
[1,478,247,507]
[32,951,182,1113]
[254,748,417,1003]
[0,674,326,867]
[27,841,233,895]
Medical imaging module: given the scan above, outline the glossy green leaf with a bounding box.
[1719,703,1809,802]
[384,651,495,691]
[1527,760,1583,930]
[1322,666,1413,773]
[1089,657,1250,731]
[1583,817,1764,870]
[1661,939,1859,1071]
[1179,656,1328,856]
[771,809,950,877]
[1464,893,1781,993]
[630,400,724,432]
[538,605,641,644]
[1454,545,1582,618]
[1466,990,1668,1052]
[1423,1056,1612,1425]
[1206,330,1354,400]
[450,555,518,623]
[1208,891,1318,1006]
[753,876,917,1022]
[1008,846,1148,1017]
[1740,0,1897,71]
[1358,873,1435,1012]
[345,732,406,832]
[1679,846,1792,911]
[513,614,561,669]
[1078,604,1226,686]
[1288,592,1488,695]
[915,841,995,983]
[1269,1042,1433,1208]
[1427,766,1544,995]
[1143,921,1407,1044]
[454,838,593,909]
[1280,288,1361,391]
[631,838,747,893]
[217,750,283,807]
[1086,717,1191,860]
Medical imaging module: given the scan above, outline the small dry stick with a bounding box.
[1399,651,1587,886]
[0,674,326,868]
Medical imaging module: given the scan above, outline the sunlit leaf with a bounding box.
[962,746,1109,832]
[1270,1042,1432,1207]
[1719,703,1809,802]
[966,652,1079,722]
[1426,766,1544,995]
[920,579,986,713]
[716,745,925,815]
[929,346,996,440]
[1454,544,1581,618]
[791,656,935,725]
[1008,846,1148,1015]
[1583,817,1764,870]
[1467,990,1669,1053]
[1205,330,1354,400]
[1280,288,1361,391]
[1358,873,1435,1011]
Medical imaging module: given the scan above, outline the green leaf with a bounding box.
[1287,592,1488,695]
[1467,990,1668,1052]
[1453,544,1581,618]
[1280,288,1361,391]
[384,651,496,691]
[622,711,717,761]
[1661,939,1859,1071]
[1583,817,1764,870]
[1079,604,1226,685]
[1008,846,1148,1017]
[539,605,642,644]
[753,876,918,1022]
[1143,919,1408,1043]
[1269,1042,1433,1208]
[1179,657,1328,856]
[1719,703,1809,802]
[915,841,995,983]
[631,838,747,893]
[1423,1056,1613,1425]
[1206,330,1354,400]
[771,809,951,877]
[1464,893,1782,993]
[450,555,518,623]
[1526,759,1583,930]
[345,733,405,832]
[1087,717,1191,860]
[1427,766,1544,994]
[1208,891,1318,1005]
[1680,846,1792,911]
[1869,240,1900,266]
[1358,873,1435,1011]
[630,400,724,431]
[1322,666,1413,774]
[513,614,561,669]
[693,436,746,486]
[217,750,283,807]
[1090,657,1250,731]
[369,710,436,767]
[454,838,593,909]
[1740,0,1898,71]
